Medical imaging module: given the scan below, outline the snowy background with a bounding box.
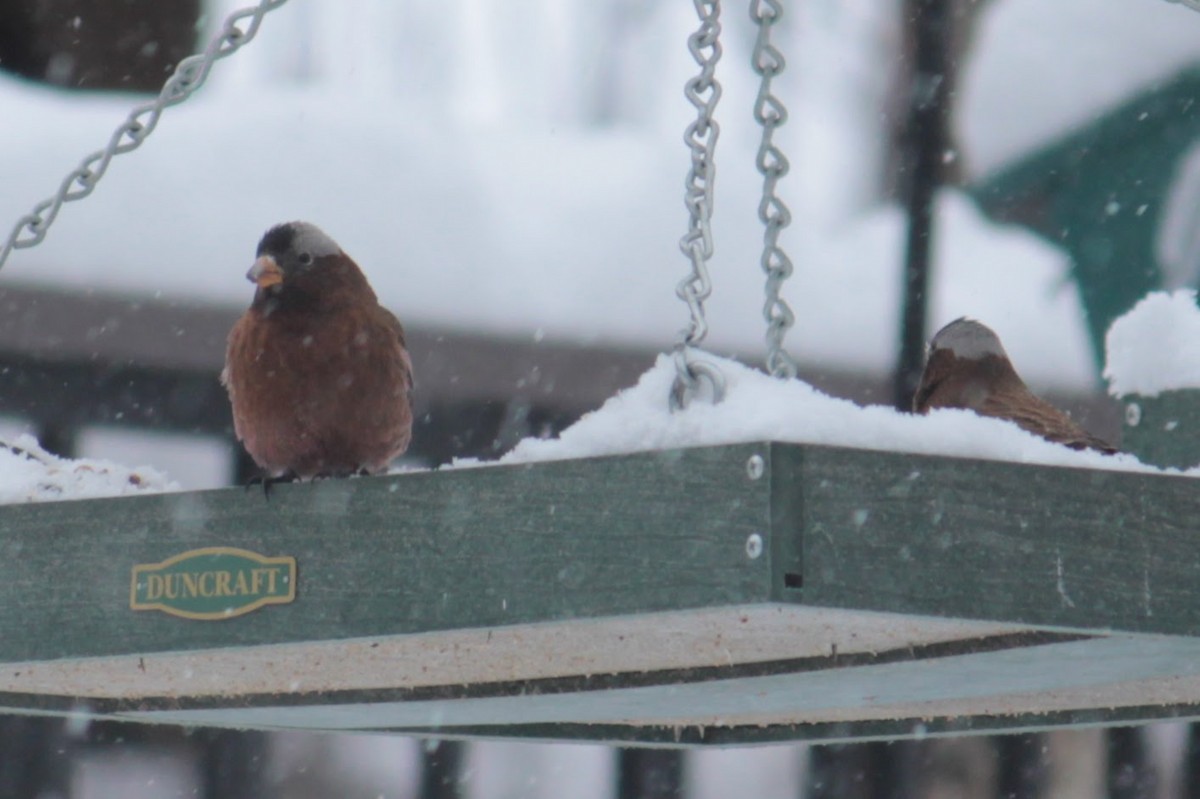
[14,0,1193,399]
[3,0,1200,796]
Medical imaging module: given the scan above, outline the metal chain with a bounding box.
[671,0,727,412]
[750,0,798,380]
[0,0,291,270]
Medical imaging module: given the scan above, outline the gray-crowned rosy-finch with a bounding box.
[914,317,1115,454]
[223,221,414,480]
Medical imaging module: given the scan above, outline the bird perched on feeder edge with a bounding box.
[222,221,414,483]
[913,317,1116,454]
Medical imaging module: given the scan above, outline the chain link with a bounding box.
[750,0,798,380]
[671,0,727,411]
[0,0,290,270]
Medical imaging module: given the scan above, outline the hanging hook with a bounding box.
[670,346,728,412]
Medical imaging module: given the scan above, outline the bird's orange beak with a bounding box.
[247,255,284,289]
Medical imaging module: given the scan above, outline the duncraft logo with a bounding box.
[130,547,296,620]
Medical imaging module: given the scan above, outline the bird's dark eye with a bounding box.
[298,252,314,266]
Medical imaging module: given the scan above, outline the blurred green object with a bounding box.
[970,66,1200,373]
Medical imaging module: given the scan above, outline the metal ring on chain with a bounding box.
[0,0,290,270]
[750,0,799,380]
[670,347,728,412]
[671,0,726,412]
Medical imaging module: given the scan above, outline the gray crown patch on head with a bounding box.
[288,221,341,258]
[931,317,1008,360]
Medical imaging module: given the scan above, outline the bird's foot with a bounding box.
[244,471,298,499]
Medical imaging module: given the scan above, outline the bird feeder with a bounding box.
[0,0,1198,749]
[0,442,1198,745]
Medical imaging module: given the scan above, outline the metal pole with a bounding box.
[197,728,272,799]
[995,733,1044,799]
[617,748,684,799]
[806,741,922,799]
[0,717,70,799]
[892,0,952,410]
[807,743,872,799]
[1184,724,1200,799]
[1107,727,1156,799]
[420,740,466,799]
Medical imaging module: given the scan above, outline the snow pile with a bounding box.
[1104,290,1200,398]
[0,435,174,503]
[498,353,1145,473]
[959,0,1200,177]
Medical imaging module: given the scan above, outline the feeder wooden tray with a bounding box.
[1,442,1198,746]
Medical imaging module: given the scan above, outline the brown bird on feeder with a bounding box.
[223,221,414,482]
[913,317,1116,454]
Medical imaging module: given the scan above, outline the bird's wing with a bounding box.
[379,306,415,393]
[220,313,253,397]
[981,392,1117,454]
[220,311,259,445]
[912,374,941,413]
[386,309,407,351]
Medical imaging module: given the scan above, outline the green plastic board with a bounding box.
[0,442,1196,745]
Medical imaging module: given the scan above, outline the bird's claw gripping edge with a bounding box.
[244,471,298,499]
